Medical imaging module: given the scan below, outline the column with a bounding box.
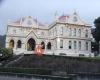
[44,40,47,54]
[14,40,17,50]
[57,37,60,49]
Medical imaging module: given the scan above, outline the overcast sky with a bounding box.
[0,0,100,35]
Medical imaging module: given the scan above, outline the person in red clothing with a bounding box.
[35,44,44,56]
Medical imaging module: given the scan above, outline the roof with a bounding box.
[8,16,48,29]
[8,12,91,29]
[58,15,69,22]
[57,12,90,26]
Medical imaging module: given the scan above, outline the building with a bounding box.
[6,12,93,57]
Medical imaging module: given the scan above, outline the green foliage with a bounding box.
[0,35,6,48]
[0,67,52,75]
[78,56,100,61]
[5,54,100,74]
[1,55,100,75]
[91,42,99,54]
[2,48,13,58]
[0,48,13,59]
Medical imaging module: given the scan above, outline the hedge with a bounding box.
[0,48,13,59]
[0,67,52,75]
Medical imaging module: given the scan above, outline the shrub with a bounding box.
[0,48,13,59]
[0,67,52,75]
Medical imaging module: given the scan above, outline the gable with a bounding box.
[21,16,37,28]
[57,12,89,26]
[67,12,88,25]
[26,30,38,39]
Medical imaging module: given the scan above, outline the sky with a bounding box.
[0,0,100,35]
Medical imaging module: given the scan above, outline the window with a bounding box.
[69,41,72,49]
[66,26,68,29]
[47,42,51,50]
[85,30,88,38]
[61,27,63,35]
[27,20,32,25]
[17,40,21,48]
[74,28,76,36]
[59,53,66,56]
[86,42,88,50]
[69,28,72,36]
[73,16,77,22]
[74,41,77,49]
[79,54,84,57]
[78,29,81,37]
[60,40,63,48]
[79,41,81,50]
[41,42,45,49]
[9,39,14,48]
[48,31,51,36]
[66,27,67,33]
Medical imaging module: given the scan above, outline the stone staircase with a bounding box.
[4,54,24,68]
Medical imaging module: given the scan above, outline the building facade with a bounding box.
[6,12,93,57]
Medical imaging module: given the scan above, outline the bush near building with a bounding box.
[0,48,13,60]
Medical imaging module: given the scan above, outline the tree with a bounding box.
[93,17,100,55]
[94,17,100,42]
[0,35,6,48]
[0,48,13,61]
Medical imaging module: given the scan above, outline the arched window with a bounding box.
[69,28,72,36]
[74,41,77,49]
[47,42,51,50]
[60,27,63,35]
[79,41,81,50]
[17,40,21,48]
[27,20,32,25]
[9,39,14,48]
[41,41,45,49]
[73,16,77,22]
[85,30,88,38]
[27,38,36,51]
[60,40,63,48]
[78,29,81,37]
[86,42,88,50]
[74,28,76,36]
[69,41,72,49]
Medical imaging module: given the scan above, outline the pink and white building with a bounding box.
[6,12,93,57]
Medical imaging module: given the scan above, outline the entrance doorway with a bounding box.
[27,38,36,51]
